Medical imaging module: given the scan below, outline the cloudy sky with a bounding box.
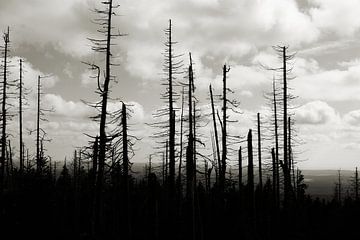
[1,0,360,170]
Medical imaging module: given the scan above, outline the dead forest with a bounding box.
[0,1,360,240]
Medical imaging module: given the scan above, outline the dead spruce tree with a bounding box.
[0,27,10,191]
[17,59,25,174]
[150,19,182,197]
[263,46,298,207]
[33,75,53,175]
[110,102,138,239]
[209,84,221,183]
[83,0,124,236]
[186,53,195,202]
[217,64,241,193]
[263,77,281,208]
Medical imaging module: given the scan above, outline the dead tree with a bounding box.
[209,84,221,185]
[272,80,280,208]
[84,0,125,235]
[121,103,131,239]
[220,65,230,192]
[167,20,176,198]
[0,27,10,190]
[177,87,185,195]
[278,46,295,205]
[263,46,297,207]
[149,19,182,198]
[18,59,24,173]
[35,75,52,175]
[186,54,195,201]
[247,129,255,213]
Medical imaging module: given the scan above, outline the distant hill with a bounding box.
[302,169,354,199]
[71,162,355,200]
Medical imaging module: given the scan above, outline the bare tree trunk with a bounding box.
[220,65,229,192]
[36,76,41,174]
[272,79,280,209]
[178,88,185,195]
[247,130,255,216]
[209,84,221,186]
[19,59,24,174]
[193,101,197,187]
[282,46,292,206]
[289,117,296,200]
[186,55,194,201]
[95,1,114,235]
[121,103,131,239]
[168,20,176,198]
[1,27,9,191]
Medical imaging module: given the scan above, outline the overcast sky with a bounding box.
[1,0,360,170]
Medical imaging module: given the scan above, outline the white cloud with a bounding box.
[310,0,360,37]
[296,101,339,125]
[295,64,360,101]
[344,110,360,126]
[43,94,93,119]
[0,0,92,57]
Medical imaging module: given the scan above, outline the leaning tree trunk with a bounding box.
[209,84,221,186]
[272,79,280,209]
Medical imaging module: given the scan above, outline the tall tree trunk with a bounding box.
[1,27,9,191]
[121,103,131,239]
[272,79,280,209]
[168,19,176,198]
[19,59,24,174]
[247,130,254,215]
[220,64,229,192]
[186,54,194,201]
[282,46,292,206]
[95,1,114,235]
[288,116,296,200]
[36,76,41,174]
[193,101,197,187]
[178,87,185,195]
